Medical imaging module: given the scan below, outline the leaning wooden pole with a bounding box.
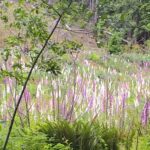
[3,1,73,149]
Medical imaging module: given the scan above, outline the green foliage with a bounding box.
[61,2,93,28]
[1,1,150,150]
[0,0,83,83]
[50,143,72,150]
[122,53,150,63]
[62,40,82,52]
[108,32,123,54]
[0,1,85,149]
[39,59,62,76]
[119,129,136,150]
[0,125,72,150]
[96,20,107,46]
[136,135,150,150]
[88,52,100,62]
[96,0,150,48]
[37,120,126,150]
[145,40,150,48]
[100,127,120,150]
[0,120,145,150]
[0,126,46,150]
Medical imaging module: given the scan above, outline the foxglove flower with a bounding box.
[141,101,150,126]
[24,88,31,102]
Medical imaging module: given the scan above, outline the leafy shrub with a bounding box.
[0,126,72,150]
[130,44,141,53]
[0,120,138,150]
[99,127,120,150]
[119,129,136,150]
[108,32,123,54]
[0,127,47,150]
[145,40,150,48]
[96,20,107,47]
[96,0,150,46]
[137,135,150,150]
[88,52,100,62]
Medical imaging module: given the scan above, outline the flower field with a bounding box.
[1,51,150,127]
[0,0,150,149]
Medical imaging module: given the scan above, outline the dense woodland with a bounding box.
[0,0,150,150]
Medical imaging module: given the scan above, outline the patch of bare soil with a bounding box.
[53,27,98,50]
[0,21,98,52]
[0,25,17,48]
[0,21,8,48]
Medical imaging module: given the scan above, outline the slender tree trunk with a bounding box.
[2,1,73,149]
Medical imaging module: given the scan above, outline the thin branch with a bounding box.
[41,0,61,17]
[2,1,73,150]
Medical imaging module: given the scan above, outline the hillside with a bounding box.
[0,1,150,150]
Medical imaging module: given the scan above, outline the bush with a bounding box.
[145,40,150,48]
[100,127,120,150]
[88,52,100,62]
[108,32,123,54]
[0,126,72,150]
[0,120,137,150]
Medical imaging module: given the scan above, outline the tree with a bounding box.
[96,0,150,47]
[0,0,84,149]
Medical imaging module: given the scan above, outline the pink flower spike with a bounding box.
[24,88,31,102]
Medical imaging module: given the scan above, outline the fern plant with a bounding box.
[37,120,125,150]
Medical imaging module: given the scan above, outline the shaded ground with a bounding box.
[53,27,97,49]
[0,20,10,48]
[0,18,98,50]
